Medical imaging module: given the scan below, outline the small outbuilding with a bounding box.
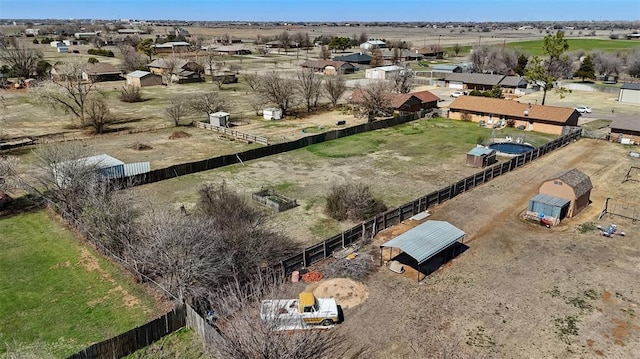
[466,147,497,168]
[126,70,163,87]
[380,220,465,281]
[56,46,69,53]
[538,168,592,218]
[209,112,230,127]
[528,194,571,222]
[263,108,282,120]
[618,83,640,104]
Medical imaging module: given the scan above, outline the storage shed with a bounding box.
[209,111,230,127]
[381,220,465,281]
[618,83,640,104]
[126,70,162,87]
[538,168,592,218]
[528,193,570,221]
[263,108,282,120]
[466,147,497,168]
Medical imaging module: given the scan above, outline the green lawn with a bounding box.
[0,211,161,357]
[507,39,640,56]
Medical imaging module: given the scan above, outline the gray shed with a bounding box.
[528,193,570,221]
[381,220,465,281]
[466,147,497,168]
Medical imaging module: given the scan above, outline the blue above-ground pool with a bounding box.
[488,142,534,155]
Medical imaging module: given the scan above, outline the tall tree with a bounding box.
[84,97,113,134]
[118,44,147,72]
[389,67,414,94]
[574,55,596,81]
[324,75,347,107]
[626,48,640,78]
[352,82,393,121]
[515,54,529,76]
[165,95,190,126]
[328,36,351,52]
[254,72,297,116]
[136,38,154,61]
[370,47,384,68]
[189,90,232,119]
[32,61,99,126]
[452,43,462,56]
[297,69,323,112]
[525,31,570,105]
[358,32,368,45]
[0,37,42,78]
[278,30,290,53]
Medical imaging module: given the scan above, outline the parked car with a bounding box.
[575,106,592,114]
[450,91,464,98]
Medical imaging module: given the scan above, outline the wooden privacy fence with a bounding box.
[67,305,186,359]
[195,121,269,145]
[280,129,581,274]
[114,110,432,187]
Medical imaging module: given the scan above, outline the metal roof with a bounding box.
[381,220,465,265]
[467,147,496,156]
[82,154,124,168]
[611,117,640,132]
[432,64,461,71]
[529,193,570,208]
[127,70,152,78]
[621,83,640,90]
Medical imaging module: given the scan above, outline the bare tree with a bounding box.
[297,69,323,112]
[160,55,182,86]
[248,96,267,116]
[118,44,147,72]
[0,37,42,78]
[388,67,415,94]
[319,45,331,60]
[452,43,462,56]
[358,32,368,45]
[627,48,640,78]
[85,97,113,134]
[32,60,99,126]
[165,95,190,126]
[204,270,347,359]
[324,75,347,107]
[351,81,393,121]
[591,50,623,76]
[243,72,259,91]
[0,155,20,193]
[254,72,298,117]
[257,47,270,56]
[325,182,387,221]
[278,30,290,53]
[189,89,232,120]
[204,50,219,82]
[391,47,401,65]
[370,47,384,68]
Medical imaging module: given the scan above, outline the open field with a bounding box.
[507,38,640,56]
[0,210,166,357]
[130,117,557,244]
[314,138,640,358]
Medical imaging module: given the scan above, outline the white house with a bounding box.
[618,83,640,104]
[360,40,387,50]
[263,108,283,120]
[365,65,404,80]
[63,39,80,46]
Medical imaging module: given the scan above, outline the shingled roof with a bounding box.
[552,168,593,198]
[449,96,578,124]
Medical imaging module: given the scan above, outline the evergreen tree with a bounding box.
[574,55,596,81]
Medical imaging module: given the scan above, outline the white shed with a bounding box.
[619,83,640,104]
[50,41,63,47]
[209,111,230,127]
[263,108,283,120]
[57,46,69,53]
[365,65,403,80]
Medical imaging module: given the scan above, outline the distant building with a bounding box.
[365,65,404,80]
[300,60,355,75]
[82,63,123,82]
[74,32,98,39]
[152,41,191,53]
[618,83,640,104]
[360,40,387,50]
[56,46,69,53]
[25,28,40,36]
[126,70,163,87]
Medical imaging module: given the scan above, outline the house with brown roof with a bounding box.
[350,89,440,115]
[147,58,204,83]
[448,96,579,135]
[445,73,505,91]
[414,46,444,59]
[610,117,640,143]
[81,63,123,82]
[301,60,355,75]
[205,44,251,55]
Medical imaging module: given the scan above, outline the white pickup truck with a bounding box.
[260,292,339,328]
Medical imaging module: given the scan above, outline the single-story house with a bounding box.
[466,146,497,167]
[74,32,98,39]
[82,63,123,82]
[430,64,464,78]
[206,45,251,55]
[360,40,387,50]
[126,70,163,87]
[445,73,506,91]
[498,76,528,94]
[380,49,424,62]
[610,117,640,143]
[212,35,242,44]
[365,65,404,80]
[448,96,580,135]
[536,168,592,219]
[63,39,80,46]
[147,58,204,83]
[152,41,191,53]
[264,40,299,49]
[350,89,440,114]
[208,70,238,84]
[414,46,444,59]
[117,28,147,35]
[333,52,372,65]
[618,83,640,104]
[301,60,355,75]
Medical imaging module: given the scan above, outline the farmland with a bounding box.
[0,211,165,357]
[507,38,640,55]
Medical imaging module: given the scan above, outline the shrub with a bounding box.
[87,57,99,64]
[506,119,516,128]
[87,48,115,57]
[609,34,619,40]
[325,183,387,221]
[460,112,473,122]
[32,39,39,44]
[119,85,144,103]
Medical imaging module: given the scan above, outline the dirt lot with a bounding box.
[321,138,640,358]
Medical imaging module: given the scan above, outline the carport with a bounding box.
[380,220,466,281]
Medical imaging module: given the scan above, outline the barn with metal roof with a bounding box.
[381,220,465,281]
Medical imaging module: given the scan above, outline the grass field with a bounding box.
[507,38,640,56]
[0,211,162,357]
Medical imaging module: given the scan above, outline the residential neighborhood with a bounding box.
[1,3,640,359]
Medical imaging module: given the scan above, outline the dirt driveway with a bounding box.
[335,139,640,358]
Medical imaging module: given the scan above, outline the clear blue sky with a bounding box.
[1,0,638,22]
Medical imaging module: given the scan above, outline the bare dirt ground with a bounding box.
[330,139,640,358]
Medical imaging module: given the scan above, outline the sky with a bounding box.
[0,0,639,22]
